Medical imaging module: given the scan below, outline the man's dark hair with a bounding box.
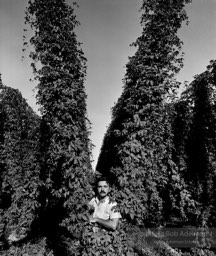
[96,176,111,186]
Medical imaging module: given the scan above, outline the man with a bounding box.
[89,177,121,231]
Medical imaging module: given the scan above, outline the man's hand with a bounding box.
[89,216,119,231]
[89,216,97,223]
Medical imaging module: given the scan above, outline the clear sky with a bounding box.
[1,0,216,169]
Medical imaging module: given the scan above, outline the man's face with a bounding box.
[97,181,110,199]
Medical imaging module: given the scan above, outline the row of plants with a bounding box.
[96,0,216,255]
[0,0,95,254]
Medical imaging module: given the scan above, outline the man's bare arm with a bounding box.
[90,217,119,231]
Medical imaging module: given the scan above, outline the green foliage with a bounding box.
[2,0,94,254]
[0,85,41,249]
[174,60,216,227]
[97,0,192,229]
[0,237,54,256]
[24,0,94,254]
[182,248,216,256]
[81,222,135,256]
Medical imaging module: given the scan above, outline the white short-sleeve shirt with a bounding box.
[89,196,121,220]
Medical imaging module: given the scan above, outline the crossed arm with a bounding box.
[89,216,119,231]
